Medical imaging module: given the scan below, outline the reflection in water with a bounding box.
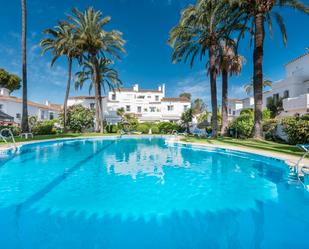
[0,137,308,249]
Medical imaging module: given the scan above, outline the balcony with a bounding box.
[282,94,309,113]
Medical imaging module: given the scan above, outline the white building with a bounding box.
[0,87,61,124]
[68,84,191,123]
[229,50,309,118]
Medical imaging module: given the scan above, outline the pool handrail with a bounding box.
[0,128,17,150]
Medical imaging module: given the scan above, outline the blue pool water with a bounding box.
[0,136,308,249]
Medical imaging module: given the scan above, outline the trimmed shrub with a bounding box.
[32,120,56,135]
[62,105,94,133]
[106,124,119,133]
[158,122,182,134]
[136,123,150,134]
[281,116,309,145]
[151,125,159,134]
[229,114,254,138]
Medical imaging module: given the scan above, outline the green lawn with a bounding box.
[181,136,307,158]
[1,133,115,144]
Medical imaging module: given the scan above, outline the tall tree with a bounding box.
[40,22,80,131]
[192,98,206,114]
[230,0,309,138]
[168,0,243,138]
[69,7,125,133]
[217,41,244,135]
[0,68,21,92]
[75,57,122,131]
[21,0,29,132]
[179,92,191,100]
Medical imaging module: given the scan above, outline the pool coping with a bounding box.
[0,134,308,169]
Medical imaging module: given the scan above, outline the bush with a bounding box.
[263,119,278,141]
[281,116,309,145]
[229,114,254,138]
[62,105,94,133]
[136,123,150,134]
[158,122,182,134]
[136,122,160,134]
[106,124,119,133]
[32,120,57,135]
[262,109,271,121]
[0,126,21,136]
[240,108,254,116]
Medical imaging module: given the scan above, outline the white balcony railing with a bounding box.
[282,94,309,111]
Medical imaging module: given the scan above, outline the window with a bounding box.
[16,113,21,119]
[150,107,156,112]
[0,104,3,110]
[49,112,54,120]
[137,106,142,113]
[40,111,45,120]
[228,108,231,115]
[111,94,116,100]
[144,108,148,112]
[137,95,145,99]
[90,103,95,110]
[233,111,236,115]
[184,105,188,111]
[155,95,159,101]
[167,105,174,111]
[283,90,289,99]
[126,105,131,112]
[147,96,151,99]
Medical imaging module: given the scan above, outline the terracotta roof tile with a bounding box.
[161,97,190,103]
[0,96,61,111]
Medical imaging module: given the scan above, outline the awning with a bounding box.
[0,110,14,121]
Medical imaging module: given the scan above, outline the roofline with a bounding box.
[285,51,309,67]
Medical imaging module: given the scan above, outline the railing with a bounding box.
[0,128,17,150]
[293,144,309,191]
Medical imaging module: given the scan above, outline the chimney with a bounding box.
[161,84,166,96]
[133,84,139,92]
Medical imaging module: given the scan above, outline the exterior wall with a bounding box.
[161,101,190,121]
[68,84,191,123]
[229,52,309,118]
[0,88,60,124]
[227,100,243,119]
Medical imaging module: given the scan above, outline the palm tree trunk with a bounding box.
[63,57,72,132]
[21,0,29,133]
[209,44,218,138]
[221,69,228,135]
[91,55,103,133]
[252,13,265,139]
[97,80,104,133]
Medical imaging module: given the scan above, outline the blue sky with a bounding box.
[0,0,309,107]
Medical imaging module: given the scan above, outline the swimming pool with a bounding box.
[0,136,308,249]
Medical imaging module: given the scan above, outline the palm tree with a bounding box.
[230,0,309,138]
[68,7,125,133]
[168,0,244,138]
[217,41,245,135]
[244,78,272,95]
[75,57,122,132]
[21,0,29,132]
[40,22,81,131]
